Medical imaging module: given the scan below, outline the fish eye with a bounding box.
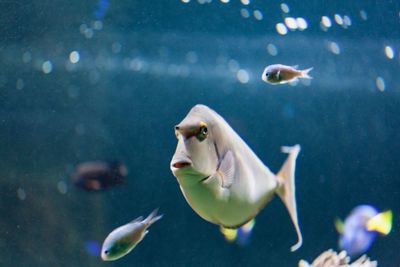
[104,250,109,254]
[201,126,208,135]
[196,122,208,142]
[265,72,270,77]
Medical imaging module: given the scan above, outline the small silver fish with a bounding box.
[101,209,163,261]
[261,64,313,84]
[170,104,303,251]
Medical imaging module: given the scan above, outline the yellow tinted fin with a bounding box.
[276,144,302,252]
[220,226,237,242]
[334,218,344,234]
[366,210,392,235]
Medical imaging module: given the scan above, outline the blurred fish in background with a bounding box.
[84,240,101,257]
[94,0,110,20]
[220,219,256,246]
[335,205,392,257]
[70,160,128,191]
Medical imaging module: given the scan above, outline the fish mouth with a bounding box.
[172,161,192,169]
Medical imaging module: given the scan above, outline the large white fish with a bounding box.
[170,104,303,251]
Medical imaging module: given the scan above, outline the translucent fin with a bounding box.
[300,67,313,79]
[220,226,237,242]
[292,65,299,69]
[334,218,344,234]
[144,208,163,225]
[241,218,256,233]
[218,150,235,188]
[130,216,144,224]
[276,144,302,252]
[366,210,392,235]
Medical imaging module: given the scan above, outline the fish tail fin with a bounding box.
[145,208,163,225]
[276,144,303,252]
[334,217,344,234]
[366,210,392,235]
[300,67,313,79]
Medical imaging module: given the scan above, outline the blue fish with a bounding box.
[335,205,392,257]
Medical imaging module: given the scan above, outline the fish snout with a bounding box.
[175,125,196,140]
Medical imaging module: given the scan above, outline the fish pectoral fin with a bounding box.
[217,150,235,188]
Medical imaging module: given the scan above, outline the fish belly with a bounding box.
[179,175,276,228]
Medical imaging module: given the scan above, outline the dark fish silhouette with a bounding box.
[71,161,128,191]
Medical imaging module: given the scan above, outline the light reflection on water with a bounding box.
[1,33,399,93]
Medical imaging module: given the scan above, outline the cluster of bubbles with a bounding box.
[180,0,264,21]
[320,14,352,31]
[374,44,397,92]
[79,21,104,39]
[38,50,81,76]
[240,8,263,20]
[275,3,308,35]
[275,17,308,35]
[9,1,400,94]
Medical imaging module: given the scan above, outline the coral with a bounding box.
[299,249,377,267]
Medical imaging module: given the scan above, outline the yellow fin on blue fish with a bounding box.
[366,210,392,235]
[334,218,344,234]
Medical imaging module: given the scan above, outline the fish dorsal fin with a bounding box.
[292,65,299,69]
[366,210,392,235]
[130,216,144,224]
[218,150,235,188]
[334,218,344,234]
